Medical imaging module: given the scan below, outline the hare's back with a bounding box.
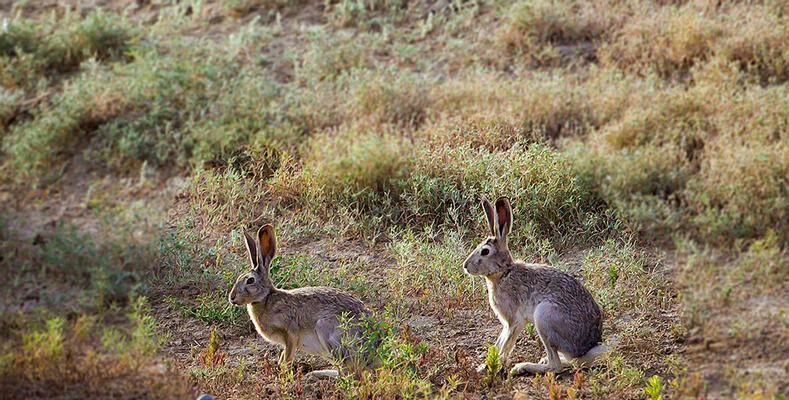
[288,286,368,317]
[517,264,602,323]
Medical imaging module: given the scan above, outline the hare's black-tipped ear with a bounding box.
[494,197,512,241]
[256,224,277,273]
[243,231,258,269]
[482,198,496,237]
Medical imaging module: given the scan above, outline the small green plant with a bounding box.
[22,318,66,366]
[608,264,619,288]
[644,375,664,400]
[525,323,537,337]
[201,327,226,367]
[484,344,502,387]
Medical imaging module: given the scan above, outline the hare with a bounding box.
[464,197,610,376]
[228,224,374,380]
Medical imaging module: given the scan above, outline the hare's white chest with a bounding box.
[486,277,534,326]
[486,279,511,324]
[247,304,285,346]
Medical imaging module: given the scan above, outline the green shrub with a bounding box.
[400,142,599,242]
[0,89,21,129]
[3,61,121,181]
[0,10,134,88]
[277,129,411,216]
[326,0,409,31]
[687,142,788,244]
[35,224,146,308]
[4,37,290,179]
[715,5,788,84]
[345,68,430,127]
[600,4,723,78]
[496,0,612,62]
[295,28,373,84]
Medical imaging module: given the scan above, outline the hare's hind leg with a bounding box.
[308,318,345,380]
[510,304,566,376]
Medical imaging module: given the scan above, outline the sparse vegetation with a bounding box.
[0,0,785,398]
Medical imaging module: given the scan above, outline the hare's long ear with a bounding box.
[482,198,496,237]
[243,231,258,270]
[256,224,277,278]
[494,197,512,245]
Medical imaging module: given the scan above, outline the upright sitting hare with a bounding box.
[464,197,609,376]
[229,224,373,379]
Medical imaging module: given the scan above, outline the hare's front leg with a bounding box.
[477,319,525,373]
[279,334,297,368]
[499,319,525,367]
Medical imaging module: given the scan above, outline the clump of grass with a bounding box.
[31,223,147,309]
[600,4,723,78]
[273,129,410,222]
[581,240,671,317]
[567,78,786,244]
[687,142,787,245]
[679,231,786,332]
[345,68,430,127]
[326,0,410,31]
[401,142,601,243]
[495,0,613,64]
[587,354,647,398]
[715,5,788,84]
[644,375,664,400]
[295,28,373,84]
[4,61,125,181]
[4,31,293,181]
[173,294,246,328]
[0,301,190,398]
[335,313,450,398]
[387,229,478,312]
[0,9,134,89]
[187,164,269,231]
[601,84,715,152]
[581,240,677,373]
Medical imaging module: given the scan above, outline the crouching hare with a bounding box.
[229,224,375,380]
[464,197,611,376]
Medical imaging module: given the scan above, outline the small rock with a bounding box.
[406,315,437,330]
[227,347,252,356]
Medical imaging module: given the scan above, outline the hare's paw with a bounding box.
[476,363,487,374]
[510,362,554,376]
[305,369,339,382]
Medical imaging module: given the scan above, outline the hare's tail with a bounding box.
[577,335,619,367]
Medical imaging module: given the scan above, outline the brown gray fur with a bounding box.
[464,197,609,375]
[229,224,372,379]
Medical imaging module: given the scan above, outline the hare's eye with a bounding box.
[481,248,490,256]
[246,277,255,285]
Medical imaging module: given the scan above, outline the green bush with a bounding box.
[687,142,788,245]
[399,142,600,241]
[0,10,134,88]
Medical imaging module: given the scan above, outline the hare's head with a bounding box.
[463,197,514,277]
[229,224,277,306]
